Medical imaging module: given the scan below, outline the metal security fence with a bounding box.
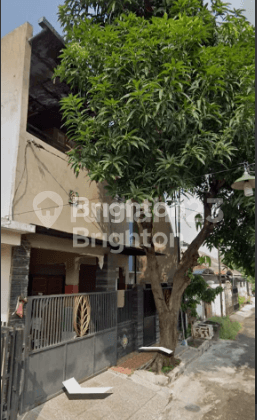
[118,290,133,324]
[26,292,117,351]
[21,292,118,413]
[1,327,23,420]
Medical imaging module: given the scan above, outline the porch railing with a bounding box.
[26,292,117,351]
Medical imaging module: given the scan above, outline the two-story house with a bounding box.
[0,18,180,413]
[1,18,178,329]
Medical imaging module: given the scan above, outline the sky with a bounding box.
[1,0,255,39]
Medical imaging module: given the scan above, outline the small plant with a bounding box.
[238,296,246,309]
[208,316,242,340]
[186,324,191,337]
[161,359,181,373]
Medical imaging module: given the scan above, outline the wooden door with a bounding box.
[205,302,212,319]
[31,276,48,296]
[47,276,64,295]
[31,276,64,296]
[79,264,97,293]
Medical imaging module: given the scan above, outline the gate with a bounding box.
[143,286,173,346]
[20,292,117,414]
[1,326,23,420]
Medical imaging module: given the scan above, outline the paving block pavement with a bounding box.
[19,369,171,420]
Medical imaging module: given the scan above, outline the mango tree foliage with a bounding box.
[55,1,255,371]
[55,10,253,201]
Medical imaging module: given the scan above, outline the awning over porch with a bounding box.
[33,225,166,256]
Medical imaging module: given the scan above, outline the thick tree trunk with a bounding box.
[150,310,178,371]
[136,183,225,373]
[144,246,182,371]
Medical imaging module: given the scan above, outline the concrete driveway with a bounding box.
[159,306,255,420]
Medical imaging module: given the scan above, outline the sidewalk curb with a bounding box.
[168,339,212,382]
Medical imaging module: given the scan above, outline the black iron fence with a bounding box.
[1,326,23,420]
[26,291,117,351]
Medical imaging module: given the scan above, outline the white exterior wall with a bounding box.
[211,286,226,317]
[1,244,12,322]
[1,23,33,220]
[196,301,205,320]
[237,282,248,299]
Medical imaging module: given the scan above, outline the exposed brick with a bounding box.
[117,321,137,359]
[8,237,31,327]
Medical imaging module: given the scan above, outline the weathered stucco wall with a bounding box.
[1,23,33,219]
[13,134,132,243]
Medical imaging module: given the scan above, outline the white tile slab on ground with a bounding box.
[62,377,112,395]
[139,347,173,355]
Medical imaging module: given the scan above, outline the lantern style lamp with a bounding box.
[231,170,255,197]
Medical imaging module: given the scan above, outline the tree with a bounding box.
[205,193,255,278]
[55,0,255,371]
[181,265,223,342]
[58,0,211,36]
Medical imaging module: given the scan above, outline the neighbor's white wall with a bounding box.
[196,301,205,320]
[1,23,33,219]
[211,286,226,317]
[1,244,12,322]
[238,282,248,299]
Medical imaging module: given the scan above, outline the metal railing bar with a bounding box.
[28,325,117,355]
[27,291,117,299]
[27,292,118,351]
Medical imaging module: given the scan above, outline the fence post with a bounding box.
[10,329,23,420]
[18,298,32,415]
[132,285,144,350]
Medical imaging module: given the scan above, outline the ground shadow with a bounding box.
[64,389,113,400]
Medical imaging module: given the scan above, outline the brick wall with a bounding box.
[117,321,137,359]
[95,254,117,291]
[8,237,31,327]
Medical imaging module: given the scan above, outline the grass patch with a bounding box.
[208,316,242,340]
[238,296,246,309]
[187,339,203,348]
[161,359,181,374]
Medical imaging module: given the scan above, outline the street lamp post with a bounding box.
[231,167,255,196]
[218,246,224,317]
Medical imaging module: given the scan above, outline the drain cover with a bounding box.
[185,404,201,412]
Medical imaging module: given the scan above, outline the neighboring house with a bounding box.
[181,244,250,318]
